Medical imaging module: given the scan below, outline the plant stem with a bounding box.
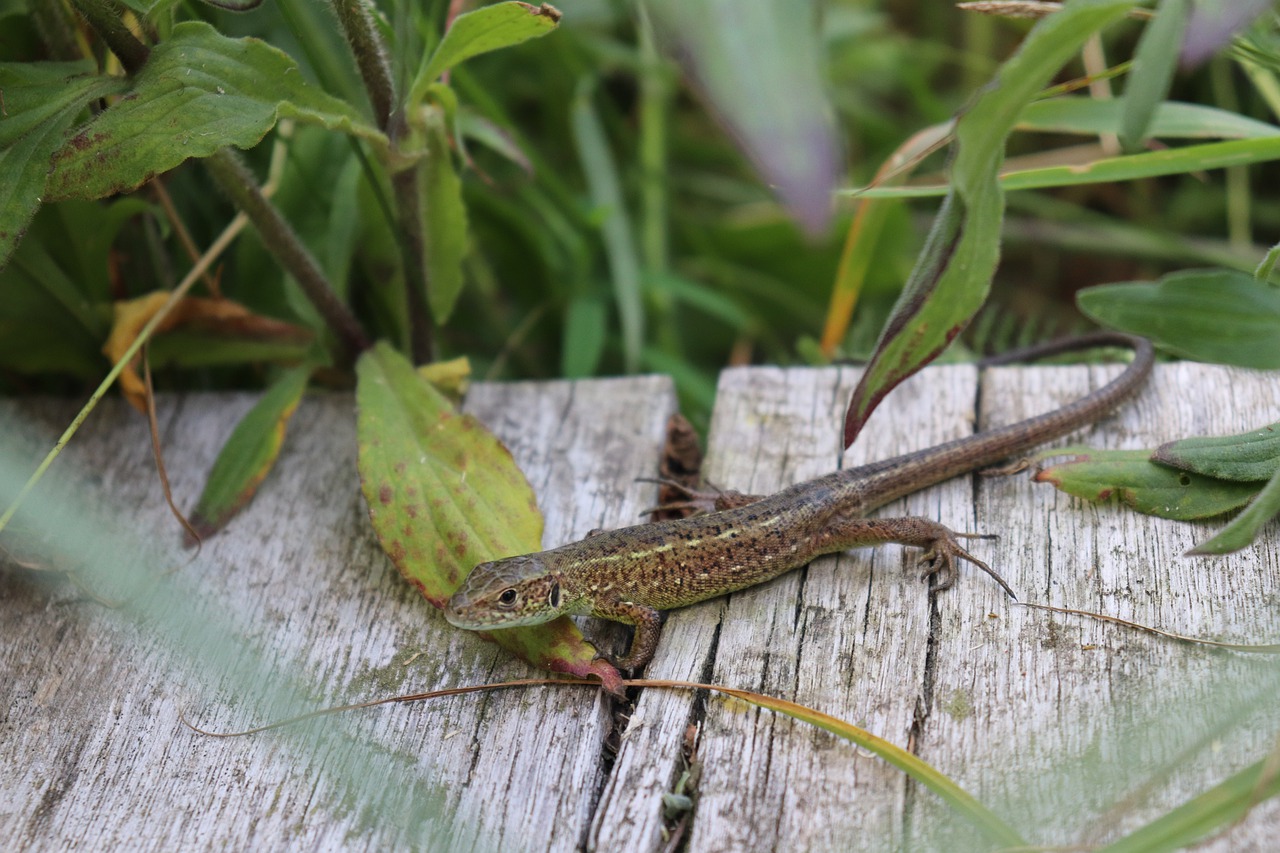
[330,0,397,130]
[205,148,370,357]
[32,0,82,61]
[330,0,435,364]
[391,165,436,365]
[70,0,150,73]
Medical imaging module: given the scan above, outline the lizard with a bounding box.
[444,333,1154,671]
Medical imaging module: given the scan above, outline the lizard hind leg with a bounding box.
[818,516,1018,601]
[917,529,1017,601]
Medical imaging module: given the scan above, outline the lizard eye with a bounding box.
[548,581,561,609]
[497,588,519,608]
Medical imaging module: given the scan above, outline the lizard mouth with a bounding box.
[442,592,479,628]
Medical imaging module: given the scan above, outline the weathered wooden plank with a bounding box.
[4,361,1277,852]
[591,364,979,851]
[0,375,676,851]
[591,361,1280,851]
[915,362,1280,850]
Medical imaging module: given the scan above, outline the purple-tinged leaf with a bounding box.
[842,1,1136,447]
[647,0,840,235]
[1180,0,1275,69]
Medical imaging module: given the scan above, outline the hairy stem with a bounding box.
[70,0,150,73]
[205,148,370,357]
[330,0,397,130]
[32,0,82,61]
[391,164,436,365]
[330,0,434,363]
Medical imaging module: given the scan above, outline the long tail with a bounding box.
[841,333,1155,513]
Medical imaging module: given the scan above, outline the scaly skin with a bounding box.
[445,334,1155,671]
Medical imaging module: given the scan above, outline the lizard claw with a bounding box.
[918,533,1017,600]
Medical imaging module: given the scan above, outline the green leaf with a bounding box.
[1019,97,1280,140]
[1033,449,1262,520]
[1077,268,1280,369]
[561,296,606,378]
[189,364,312,540]
[44,21,388,203]
[0,60,128,269]
[420,107,470,325]
[1187,466,1280,555]
[456,108,532,173]
[0,236,108,378]
[1118,0,1190,151]
[1153,421,1280,482]
[145,332,316,368]
[571,79,643,373]
[646,270,753,330]
[848,136,1280,199]
[409,2,561,104]
[842,0,1137,446]
[355,342,622,693]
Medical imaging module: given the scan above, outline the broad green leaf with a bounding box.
[44,21,388,203]
[848,136,1280,199]
[420,107,469,324]
[1153,421,1280,482]
[0,61,128,269]
[1118,0,1190,152]
[355,342,622,693]
[1019,97,1280,140]
[1077,268,1280,369]
[1187,467,1280,555]
[1033,449,1261,520]
[189,364,312,540]
[410,2,561,103]
[842,0,1136,446]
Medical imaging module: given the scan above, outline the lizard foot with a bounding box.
[635,477,756,515]
[918,532,1017,600]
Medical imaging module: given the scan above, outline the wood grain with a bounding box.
[2,362,1277,851]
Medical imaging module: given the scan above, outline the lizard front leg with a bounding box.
[816,515,1014,599]
[590,596,663,671]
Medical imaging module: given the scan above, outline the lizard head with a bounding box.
[444,554,566,630]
